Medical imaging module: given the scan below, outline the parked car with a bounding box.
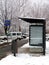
[7,32,23,40]
[46,34,49,41]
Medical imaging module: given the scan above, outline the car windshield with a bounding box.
[12,33,16,35]
[17,33,21,35]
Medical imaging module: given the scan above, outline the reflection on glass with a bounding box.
[30,26,43,46]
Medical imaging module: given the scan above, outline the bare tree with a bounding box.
[0,0,49,34]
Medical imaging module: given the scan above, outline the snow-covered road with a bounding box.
[0,41,49,65]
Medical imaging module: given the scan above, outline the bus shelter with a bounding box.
[19,17,46,55]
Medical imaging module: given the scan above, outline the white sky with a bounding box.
[29,0,49,6]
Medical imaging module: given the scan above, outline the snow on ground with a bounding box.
[0,41,49,65]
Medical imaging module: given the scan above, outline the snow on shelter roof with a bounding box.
[18,17,46,24]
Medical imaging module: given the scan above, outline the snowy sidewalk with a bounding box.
[0,41,49,65]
